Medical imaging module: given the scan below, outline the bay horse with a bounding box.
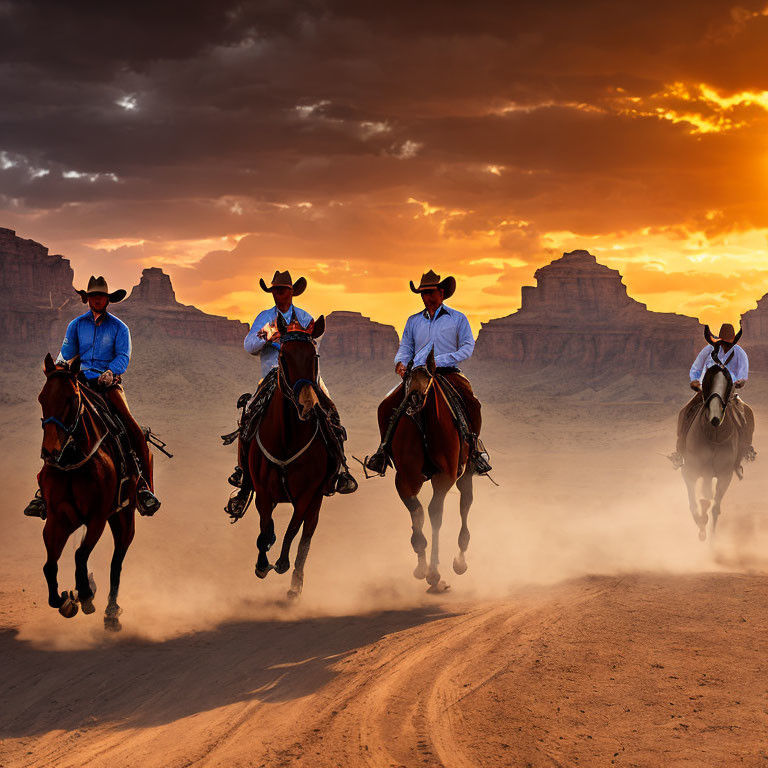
[682,346,744,541]
[389,351,474,593]
[38,353,138,631]
[241,314,331,599]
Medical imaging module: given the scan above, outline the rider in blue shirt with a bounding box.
[25,276,161,518]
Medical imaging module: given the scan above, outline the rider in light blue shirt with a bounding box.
[395,304,475,369]
[226,270,357,511]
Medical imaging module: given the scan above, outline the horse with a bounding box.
[387,350,474,593]
[37,353,138,631]
[682,348,743,541]
[240,314,332,599]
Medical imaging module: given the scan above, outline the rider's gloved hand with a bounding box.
[395,362,406,378]
[690,380,702,391]
[734,379,746,389]
[98,369,114,386]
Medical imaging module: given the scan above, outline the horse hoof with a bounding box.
[426,581,450,594]
[81,597,96,615]
[58,592,78,618]
[274,559,290,575]
[286,589,301,601]
[698,529,707,542]
[104,615,122,632]
[426,570,441,587]
[453,557,468,575]
[413,563,428,580]
[255,565,273,579]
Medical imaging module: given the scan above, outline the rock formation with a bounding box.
[320,311,399,361]
[740,293,768,370]
[115,268,248,344]
[475,250,702,371]
[0,227,78,345]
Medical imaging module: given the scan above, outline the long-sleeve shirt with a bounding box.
[394,304,475,368]
[58,310,132,380]
[690,343,749,383]
[244,304,314,377]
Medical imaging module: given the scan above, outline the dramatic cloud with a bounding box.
[2,0,768,329]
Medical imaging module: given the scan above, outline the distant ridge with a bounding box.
[474,250,703,370]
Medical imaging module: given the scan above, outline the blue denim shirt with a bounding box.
[59,311,132,380]
[395,304,475,368]
[243,305,314,378]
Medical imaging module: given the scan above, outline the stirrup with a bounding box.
[137,488,161,517]
[23,489,47,519]
[667,451,684,470]
[746,446,757,462]
[362,450,389,477]
[226,487,252,523]
[228,466,243,488]
[472,451,492,475]
[333,471,358,495]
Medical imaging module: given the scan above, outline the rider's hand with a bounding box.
[395,362,406,378]
[734,379,746,389]
[690,380,701,391]
[98,369,114,386]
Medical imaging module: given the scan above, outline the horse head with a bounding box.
[701,349,733,428]
[405,349,437,415]
[275,313,325,420]
[39,353,83,463]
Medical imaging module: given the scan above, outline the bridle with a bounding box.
[702,346,735,417]
[276,331,321,416]
[41,369,105,470]
[404,361,435,416]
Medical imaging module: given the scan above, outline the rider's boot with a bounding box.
[23,489,47,519]
[333,468,358,494]
[228,465,244,488]
[137,485,161,516]
[470,434,492,475]
[667,451,685,470]
[746,445,757,462]
[364,445,390,476]
[226,486,251,521]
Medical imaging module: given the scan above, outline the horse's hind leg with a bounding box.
[42,513,77,612]
[396,472,427,580]
[287,495,322,600]
[75,517,108,615]
[105,509,135,632]
[426,476,452,593]
[255,497,277,579]
[453,468,473,576]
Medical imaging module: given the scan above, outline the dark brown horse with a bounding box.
[38,354,138,631]
[241,314,331,599]
[388,351,474,593]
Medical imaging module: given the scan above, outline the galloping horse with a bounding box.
[387,351,473,593]
[241,314,331,599]
[37,354,138,631]
[682,347,743,541]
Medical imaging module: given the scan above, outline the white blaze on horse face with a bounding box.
[297,384,319,420]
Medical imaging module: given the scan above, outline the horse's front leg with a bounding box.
[287,494,322,601]
[275,492,307,575]
[74,516,108,615]
[711,471,734,537]
[254,495,277,579]
[42,510,77,615]
[426,475,452,593]
[395,472,427,580]
[453,468,473,575]
[105,508,135,632]
[683,468,708,541]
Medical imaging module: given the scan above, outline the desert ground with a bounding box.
[2,340,768,767]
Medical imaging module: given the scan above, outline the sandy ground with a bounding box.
[2,340,768,767]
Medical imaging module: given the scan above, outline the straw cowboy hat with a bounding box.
[75,275,126,303]
[409,270,456,300]
[259,270,307,297]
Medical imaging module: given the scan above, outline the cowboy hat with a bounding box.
[259,270,307,297]
[75,275,126,303]
[704,323,742,349]
[409,270,456,300]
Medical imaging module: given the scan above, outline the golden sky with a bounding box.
[2,1,768,333]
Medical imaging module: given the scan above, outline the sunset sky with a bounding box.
[2,1,768,332]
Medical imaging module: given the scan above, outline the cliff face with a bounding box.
[115,268,248,344]
[741,294,768,371]
[320,311,398,361]
[0,227,78,344]
[475,250,702,371]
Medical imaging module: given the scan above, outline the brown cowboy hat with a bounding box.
[409,270,456,300]
[259,270,307,297]
[75,275,126,303]
[704,323,742,348]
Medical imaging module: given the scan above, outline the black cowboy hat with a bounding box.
[259,270,307,297]
[75,275,126,303]
[409,270,456,300]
